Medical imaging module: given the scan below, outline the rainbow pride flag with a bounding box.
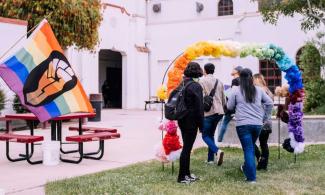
[0,19,93,122]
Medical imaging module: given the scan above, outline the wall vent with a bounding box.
[153,3,161,13]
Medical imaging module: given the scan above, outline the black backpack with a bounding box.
[203,79,218,112]
[165,81,194,120]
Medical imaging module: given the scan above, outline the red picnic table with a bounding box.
[5,112,96,141]
[3,113,96,164]
[1,112,120,164]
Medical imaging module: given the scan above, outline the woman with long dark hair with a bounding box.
[227,68,273,183]
[177,62,204,184]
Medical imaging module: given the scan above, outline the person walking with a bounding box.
[227,68,273,183]
[253,73,274,170]
[199,63,225,165]
[218,66,243,142]
[177,62,204,184]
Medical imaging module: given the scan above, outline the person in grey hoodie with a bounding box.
[227,68,273,183]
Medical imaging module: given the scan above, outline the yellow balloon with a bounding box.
[157,85,167,100]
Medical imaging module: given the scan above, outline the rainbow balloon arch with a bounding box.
[157,41,305,154]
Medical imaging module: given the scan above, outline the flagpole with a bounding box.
[0,13,53,61]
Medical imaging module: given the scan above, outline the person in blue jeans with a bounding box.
[218,66,243,142]
[227,68,273,183]
[217,113,233,142]
[199,63,226,165]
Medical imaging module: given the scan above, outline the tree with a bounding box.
[300,43,321,82]
[256,0,325,31]
[0,0,102,50]
[300,33,325,113]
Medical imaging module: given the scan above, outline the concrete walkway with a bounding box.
[0,109,205,195]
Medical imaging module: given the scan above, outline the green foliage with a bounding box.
[12,95,40,128]
[0,0,102,50]
[12,95,29,113]
[0,89,6,112]
[304,79,325,113]
[46,146,325,194]
[300,43,321,82]
[255,0,325,31]
[306,103,325,114]
[300,33,325,114]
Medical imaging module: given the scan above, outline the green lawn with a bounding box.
[46,145,325,195]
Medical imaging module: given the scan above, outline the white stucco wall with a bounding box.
[68,0,149,109]
[146,0,319,94]
[0,18,27,115]
[68,0,322,110]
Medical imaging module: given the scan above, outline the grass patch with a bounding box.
[46,145,325,195]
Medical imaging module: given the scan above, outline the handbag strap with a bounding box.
[209,79,219,97]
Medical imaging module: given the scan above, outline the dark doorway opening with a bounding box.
[99,50,122,108]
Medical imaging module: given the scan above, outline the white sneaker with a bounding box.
[178,178,191,184]
[246,180,256,184]
[215,150,224,166]
[185,174,199,182]
[205,161,214,165]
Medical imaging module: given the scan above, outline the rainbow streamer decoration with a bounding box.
[0,19,93,122]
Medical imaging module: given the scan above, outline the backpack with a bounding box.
[164,80,194,120]
[203,79,218,112]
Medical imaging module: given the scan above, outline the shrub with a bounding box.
[12,95,39,128]
[300,33,325,114]
[299,43,321,83]
[304,79,325,113]
[12,95,29,113]
[0,89,6,112]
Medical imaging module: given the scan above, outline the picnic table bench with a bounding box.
[0,133,43,164]
[68,126,118,133]
[60,127,121,163]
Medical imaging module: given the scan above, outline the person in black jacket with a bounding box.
[177,62,204,184]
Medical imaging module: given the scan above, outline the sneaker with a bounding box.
[185,174,199,182]
[215,150,224,166]
[245,180,256,184]
[205,161,215,165]
[177,178,191,184]
[257,157,268,171]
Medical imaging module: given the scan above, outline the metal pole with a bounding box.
[162,130,164,171]
[161,102,164,171]
[161,52,184,85]
[278,96,281,159]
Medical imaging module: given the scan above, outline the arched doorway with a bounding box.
[99,49,122,108]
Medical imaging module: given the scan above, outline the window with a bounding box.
[259,60,282,93]
[218,0,233,16]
